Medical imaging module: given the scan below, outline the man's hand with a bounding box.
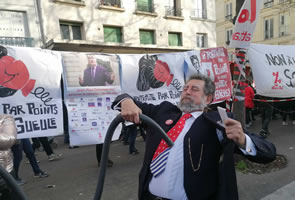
[224,118,246,149]
[121,98,142,124]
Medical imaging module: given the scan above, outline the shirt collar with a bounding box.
[186,111,203,119]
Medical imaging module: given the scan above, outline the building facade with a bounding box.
[216,0,295,61]
[40,0,217,53]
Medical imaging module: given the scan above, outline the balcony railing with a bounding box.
[279,25,288,36]
[191,9,207,19]
[0,37,34,47]
[225,14,232,20]
[98,0,121,8]
[264,0,273,8]
[136,2,154,13]
[165,6,182,17]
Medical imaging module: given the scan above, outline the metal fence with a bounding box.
[191,9,207,19]
[0,37,34,47]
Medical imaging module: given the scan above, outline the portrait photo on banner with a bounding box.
[62,52,120,88]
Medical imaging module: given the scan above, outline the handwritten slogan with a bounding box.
[248,43,295,97]
[185,48,232,103]
[0,46,63,139]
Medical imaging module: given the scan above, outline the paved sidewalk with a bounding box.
[238,115,295,200]
[18,114,295,200]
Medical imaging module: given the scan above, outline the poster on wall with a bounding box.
[248,43,295,97]
[0,45,64,139]
[62,52,121,146]
[119,53,185,105]
[184,48,232,103]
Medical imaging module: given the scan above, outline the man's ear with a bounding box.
[206,94,213,104]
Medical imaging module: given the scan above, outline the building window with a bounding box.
[264,18,274,39]
[191,0,207,19]
[226,29,233,45]
[279,14,288,37]
[139,30,155,44]
[225,2,232,20]
[103,26,122,43]
[136,0,154,13]
[99,0,121,8]
[196,33,207,48]
[60,21,82,40]
[168,32,182,46]
[264,0,273,8]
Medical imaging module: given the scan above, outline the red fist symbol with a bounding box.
[154,60,174,86]
[0,56,36,96]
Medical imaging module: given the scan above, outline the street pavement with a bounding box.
[18,114,295,200]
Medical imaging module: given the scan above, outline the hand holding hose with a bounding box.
[120,98,142,124]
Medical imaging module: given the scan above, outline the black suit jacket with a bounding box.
[112,94,276,200]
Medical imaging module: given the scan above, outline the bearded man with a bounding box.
[112,74,276,200]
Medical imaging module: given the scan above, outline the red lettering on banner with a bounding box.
[232,32,251,42]
[238,0,257,24]
[272,72,283,90]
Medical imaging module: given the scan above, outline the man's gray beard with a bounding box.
[177,98,207,113]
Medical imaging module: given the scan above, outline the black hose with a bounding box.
[0,165,28,200]
[93,114,173,200]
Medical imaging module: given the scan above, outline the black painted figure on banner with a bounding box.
[79,55,114,87]
[136,55,173,92]
[112,73,276,200]
[190,55,201,73]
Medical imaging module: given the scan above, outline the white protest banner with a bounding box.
[0,46,63,139]
[119,53,185,105]
[62,52,121,146]
[229,0,263,48]
[248,43,295,97]
[184,48,232,103]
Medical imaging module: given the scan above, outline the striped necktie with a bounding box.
[150,113,192,177]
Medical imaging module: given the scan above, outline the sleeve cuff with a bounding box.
[113,97,131,111]
[239,134,257,156]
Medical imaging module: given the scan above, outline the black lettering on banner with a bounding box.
[157,92,169,100]
[171,79,182,91]
[133,94,156,102]
[284,69,295,88]
[265,54,287,66]
[2,104,25,115]
[169,90,181,99]
[27,103,58,115]
[14,117,57,134]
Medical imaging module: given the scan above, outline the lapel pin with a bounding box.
[165,119,173,125]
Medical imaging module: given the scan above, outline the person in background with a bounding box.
[0,114,17,199]
[281,98,295,126]
[125,122,139,155]
[21,139,49,178]
[258,95,273,138]
[32,137,62,161]
[245,80,255,128]
[112,74,276,200]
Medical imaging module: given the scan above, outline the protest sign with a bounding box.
[185,48,232,103]
[0,46,63,139]
[62,52,121,146]
[229,0,263,48]
[119,53,185,105]
[248,43,295,97]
